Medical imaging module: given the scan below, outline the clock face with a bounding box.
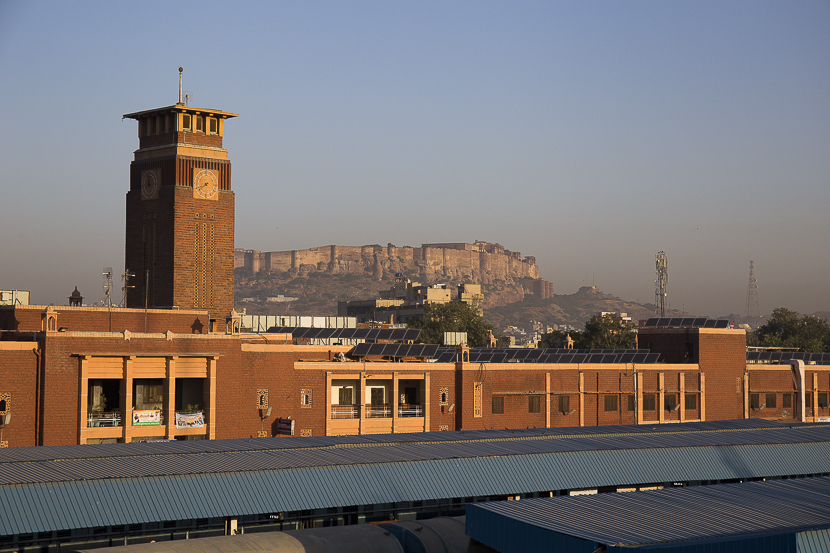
[193,169,218,200]
[141,170,159,200]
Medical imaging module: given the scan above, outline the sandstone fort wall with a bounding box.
[235,241,542,285]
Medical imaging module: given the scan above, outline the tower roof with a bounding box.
[123,104,238,120]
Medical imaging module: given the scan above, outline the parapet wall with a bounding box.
[235,241,542,285]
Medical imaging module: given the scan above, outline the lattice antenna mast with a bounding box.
[102,267,113,307]
[745,260,759,318]
[655,251,668,317]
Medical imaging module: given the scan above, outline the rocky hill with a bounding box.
[234,240,554,313]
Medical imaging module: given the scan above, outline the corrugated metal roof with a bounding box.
[0,420,826,487]
[466,476,830,551]
[3,420,830,536]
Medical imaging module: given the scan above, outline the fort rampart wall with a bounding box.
[235,241,541,285]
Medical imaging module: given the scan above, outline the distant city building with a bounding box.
[0,290,29,306]
[338,274,483,324]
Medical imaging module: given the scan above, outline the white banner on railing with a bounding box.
[175,412,205,429]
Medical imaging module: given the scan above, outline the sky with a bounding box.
[0,1,828,318]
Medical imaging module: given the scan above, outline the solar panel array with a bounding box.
[642,318,730,328]
[267,326,420,342]
[746,351,830,365]
[351,342,440,359]
[431,347,659,364]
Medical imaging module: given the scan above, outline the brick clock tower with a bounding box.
[123,70,238,320]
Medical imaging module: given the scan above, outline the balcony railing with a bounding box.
[365,403,391,418]
[331,405,359,419]
[87,411,122,428]
[398,404,423,417]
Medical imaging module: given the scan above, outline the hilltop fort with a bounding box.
[235,240,553,298]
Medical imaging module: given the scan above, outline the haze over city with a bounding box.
[1,1,828,318]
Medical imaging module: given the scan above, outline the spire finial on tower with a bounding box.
[178,67,184,105]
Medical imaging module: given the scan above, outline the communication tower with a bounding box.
[102,267,113,307]
[745,260,759,318]
[655,251,668,317]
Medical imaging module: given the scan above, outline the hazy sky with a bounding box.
[1,1,828,318]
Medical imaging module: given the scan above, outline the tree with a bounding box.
[579,314,637,349]
[408,302,495,347]
[755,308,830,352]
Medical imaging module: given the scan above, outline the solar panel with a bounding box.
[679,318,694,327]
[376,329,394,340]
[644,353,660,363]
[746,352,760,361]
[714,320,729,329]
[351,343,371,357]
[693,318,707,326]
[490,352,508,363]
[570,354,588,363]
[476,352,494,363]
[703,319,716,328]
[390,343,409,357]
[643,318,659,327]
[632,353,649,363]
[656,318,671,327]
[367,343,386,356]
[667,318,681,327]
[422,344,440,358]
[619,353,636,363]
[602,354,620,363]
[352,328,371,339]
[403,329,420,342]
[546,353,563,363]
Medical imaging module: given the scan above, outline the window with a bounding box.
[806,392,813,408]
[0,393,10,417]
[134,379,164,410]
[664,394,678,411]
[439,387,449,406]
[492,396,504,415]
[750,393,760,409]
[604,395,617,412]
[528,396,541,414]
[300,388,312,408]
[338,387,353,405]
[196,115,205,132]
[643,394,656,411]
[182,114,191,131]
[685,394,696,410]
[256,389,268,409]
[627,395,635,411]
[819,393,828,409]
[766,393,777,409]
[558,395,570,414]
[209,118,218,134]
[783,394,792,408]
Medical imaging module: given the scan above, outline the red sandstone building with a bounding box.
[1,90,827,448]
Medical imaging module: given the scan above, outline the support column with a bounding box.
[813,373,819,423]
[359,370,367,435]
[424,372,431,432]
[658,373,665,424]
[79,355,90,444]
[679,373,685,423]
[743,373,750,419]
[325,371,332,437]
[637,373,643,424]
[123,356,135,443]
[392,372,399,433]
[578,372,585,427]
[700,373,706,421]
[545,373,551,428]
[207,356,217,440]
[165,356,177,439]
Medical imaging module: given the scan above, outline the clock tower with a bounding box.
[123,69,238,319]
